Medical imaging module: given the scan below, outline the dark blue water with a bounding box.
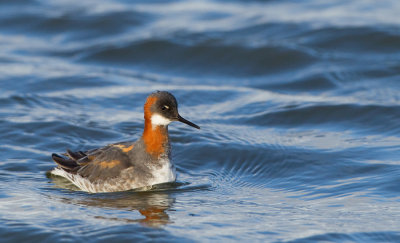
[1,0,400,242]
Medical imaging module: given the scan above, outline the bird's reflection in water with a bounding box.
[48,173,175,227]
[82,192,173,227]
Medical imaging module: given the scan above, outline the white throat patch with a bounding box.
[151,114,172,127]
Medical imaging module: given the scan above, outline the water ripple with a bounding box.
[1,0,400,242]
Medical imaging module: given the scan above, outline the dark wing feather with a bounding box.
[52,153,79,172]
[66,149,87,161]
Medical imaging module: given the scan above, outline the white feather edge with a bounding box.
[51,167,97,192]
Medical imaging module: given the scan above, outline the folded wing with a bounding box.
[52,142,134,183]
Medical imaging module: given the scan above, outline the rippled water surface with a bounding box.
[1,0,400,242]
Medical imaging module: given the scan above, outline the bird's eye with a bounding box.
[162,105,169,110]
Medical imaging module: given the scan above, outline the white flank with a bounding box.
[151,114,172,126]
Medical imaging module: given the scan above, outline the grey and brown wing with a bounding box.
[77,146,134,182]
[52,142,136,182]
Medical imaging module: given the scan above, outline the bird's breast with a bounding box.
[148,157,176,185]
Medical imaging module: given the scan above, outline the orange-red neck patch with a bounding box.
[144,96,157,121]
[142,96,168,158]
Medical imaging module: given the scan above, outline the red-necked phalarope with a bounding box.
[51,91,200,193]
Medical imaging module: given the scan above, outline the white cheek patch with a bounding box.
[151,114,172,126]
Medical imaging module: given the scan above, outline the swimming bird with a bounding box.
[51,91,200,193]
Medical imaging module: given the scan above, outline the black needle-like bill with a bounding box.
[177,115,200,129]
